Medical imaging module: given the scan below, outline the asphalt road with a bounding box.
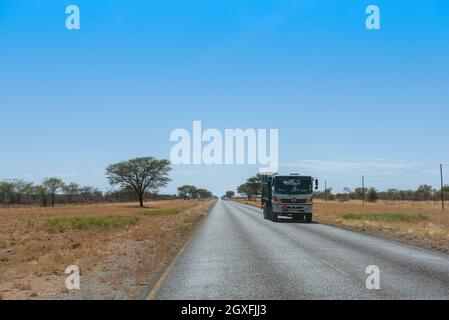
[154,200,449,299]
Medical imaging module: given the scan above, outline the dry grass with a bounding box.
[230,198,449,254]
[0,200,215,300]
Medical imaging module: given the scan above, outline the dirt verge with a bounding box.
[0,199,216,300]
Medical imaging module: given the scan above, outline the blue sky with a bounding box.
[1,0,448,195]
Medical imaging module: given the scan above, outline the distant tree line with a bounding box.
[0,156,215,208]
[177,185,213,200]
[229,171,448,204]
[0,177,198,207]
[314,184,449,202]
[0,178,103,207]
[104,187,177,203]
[224,173,262,200]
[224,191,235,199]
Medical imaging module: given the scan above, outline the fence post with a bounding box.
[325,180,327,202]
[441,164,445,210]
[362,175,365,205]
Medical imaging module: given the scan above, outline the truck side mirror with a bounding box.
[315,179,319,190]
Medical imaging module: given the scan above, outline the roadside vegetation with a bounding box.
[0,199,216,300]
[0,156,217,300]
[226,172,449,203]
[138,209,180,216]
[0,157,215,209]
[316,200,449,254]
[314,184,449,202]
[177,185,213,200]
[342,212,428,222]
[45,216,141,230]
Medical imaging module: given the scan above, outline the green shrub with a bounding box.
[342,213,427,222]
[46,216,140,230]
[138,209,179,216]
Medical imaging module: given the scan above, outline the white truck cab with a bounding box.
[261,173,318,222]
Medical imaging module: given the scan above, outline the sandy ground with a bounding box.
[231,198,449,254]
[0,200,215,300]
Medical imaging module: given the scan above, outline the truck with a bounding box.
[261,173,318,223]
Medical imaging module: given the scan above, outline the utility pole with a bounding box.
[441,164,445,210]
[362,175,365,206]
[324,180,327,202]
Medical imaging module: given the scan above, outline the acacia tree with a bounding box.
[367,187,378,202]
[36,185,49,207]
[246,174,262,196]
[63,182,80,205]
[43,177,64,207]
[10,180,33,204]
[237,183,251,200]
[177,185,212,200]
[197,189,212,200]
[106,157,171,207]
[0,182,14,205]
[225,191,235,198]
[79,186,94,202]
[177,185,197,199]
[237,173,262,200]
[415,184,433,201]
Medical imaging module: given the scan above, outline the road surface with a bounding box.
[153,200,449,299]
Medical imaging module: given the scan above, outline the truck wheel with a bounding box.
[263,203,271,220]
[271,209,278,222]
[305,213,312,223]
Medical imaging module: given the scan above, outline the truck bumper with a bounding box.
[273,203,313,215]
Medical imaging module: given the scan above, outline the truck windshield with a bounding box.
[274,177,312,195]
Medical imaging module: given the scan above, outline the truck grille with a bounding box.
[280,198,307,204]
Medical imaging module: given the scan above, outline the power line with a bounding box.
[364,164,440,179]
[326,164,441,184]
[326,176,361,184]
